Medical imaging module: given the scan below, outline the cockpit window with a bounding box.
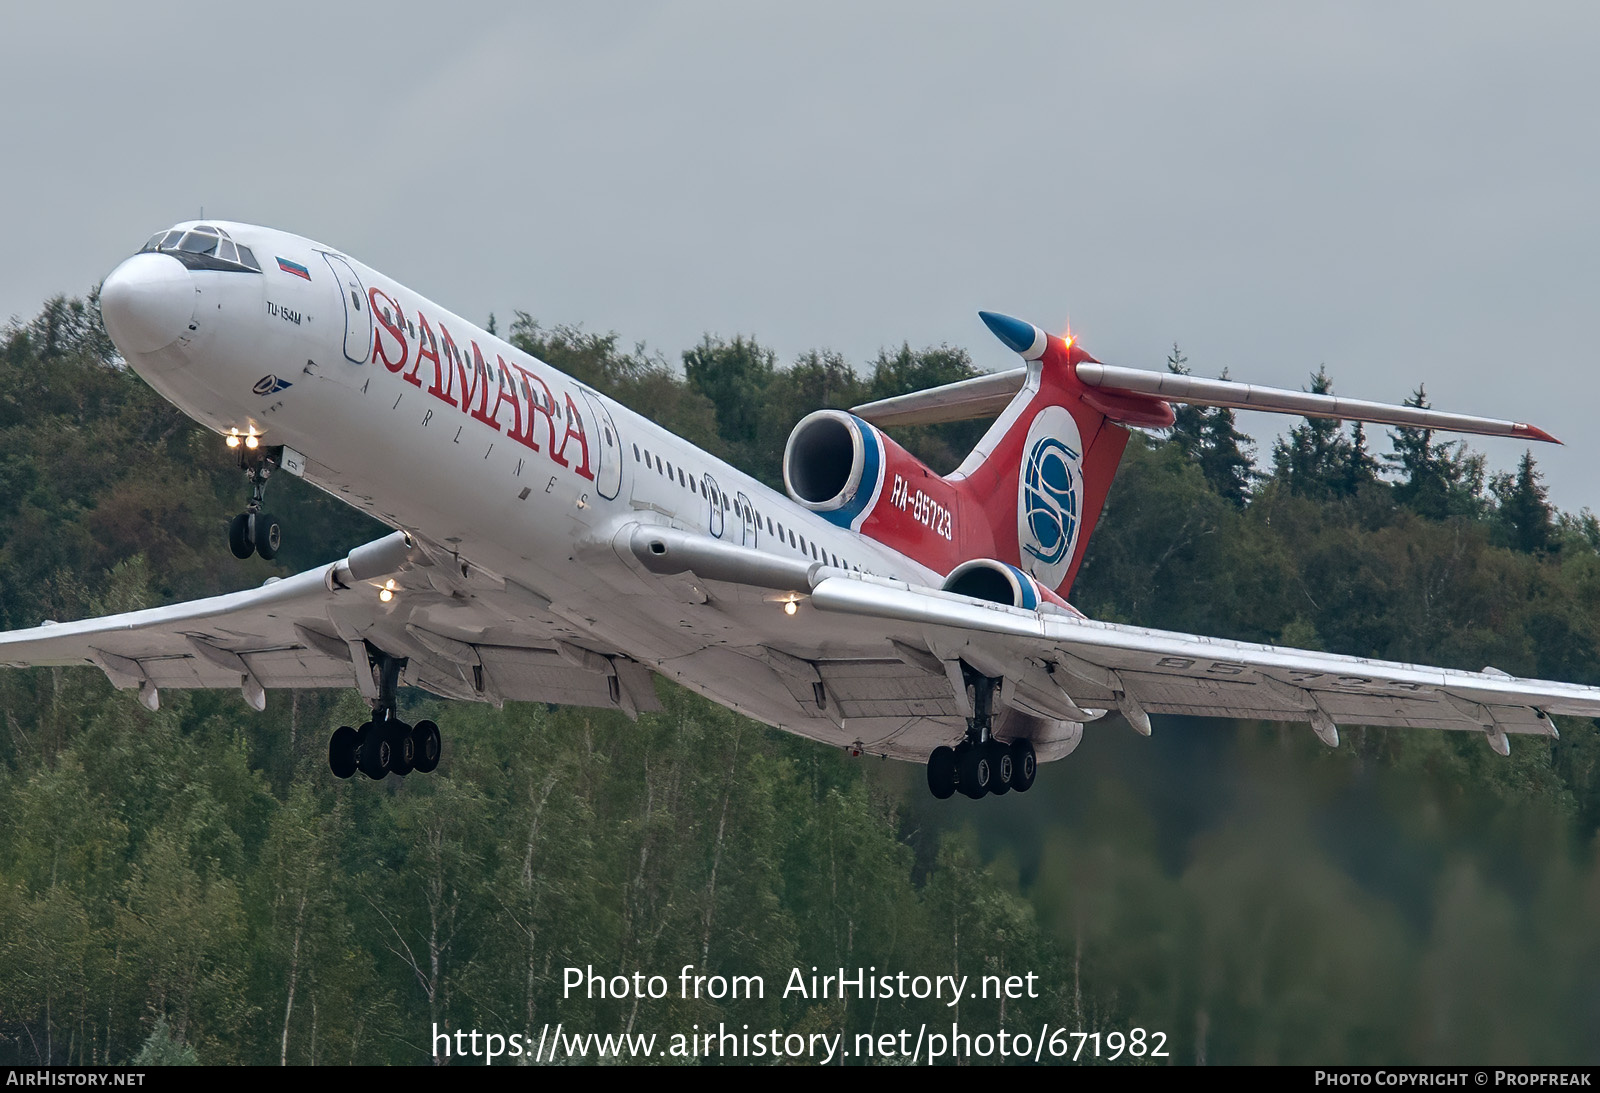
[177,227,220,255]
[140,223,261,273]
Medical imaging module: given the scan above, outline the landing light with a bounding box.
[244,435,259,450]
[226,435,240,448]
[783,600,798,617]
[379,588,394,603]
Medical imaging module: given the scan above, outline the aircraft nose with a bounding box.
[100,252,196,354]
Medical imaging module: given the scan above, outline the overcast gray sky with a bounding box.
[4,2,1597,511]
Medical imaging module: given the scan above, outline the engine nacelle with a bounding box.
[996,708,1083,763]
[783,410,984,573]
[941,558,1078,615]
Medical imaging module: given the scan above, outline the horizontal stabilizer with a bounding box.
[1076,364,1560,444]
[851,352,1559,444]
[852,368,1027,427]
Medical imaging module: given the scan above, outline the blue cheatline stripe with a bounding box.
[819,415,883,530]
[1004,564,1039,609]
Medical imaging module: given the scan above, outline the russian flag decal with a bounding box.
[276,257,311,281]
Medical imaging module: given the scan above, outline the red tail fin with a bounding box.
[947,313,1172,598]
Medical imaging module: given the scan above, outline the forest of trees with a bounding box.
[1,296,1598,1065]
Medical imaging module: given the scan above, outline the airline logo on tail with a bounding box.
[1017,404,1083,589]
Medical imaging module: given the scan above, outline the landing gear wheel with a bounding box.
[958,745,993,799]
[387,719,415,776]
[987,740,1014,796]
[329,725,359,779]
[1009,738,1037,792]
[254,513,282,560]
[927,745,957,800]
[412,720,442,774]
[228,514,252,560]
[357,719,392,779]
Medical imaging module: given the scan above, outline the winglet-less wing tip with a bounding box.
[1512,423,1562,445]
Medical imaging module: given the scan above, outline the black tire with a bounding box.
[926,745,957,799]
[329,725,359,779]
[357,719,391,779]
[388,719,415,776]
[1010,738,1037,792]
[988,739,1014,795]
[958,745,992,799]
[412,720,442,774]
[254,513,282,560]
[228,513,253,559]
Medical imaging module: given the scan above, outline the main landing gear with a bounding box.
[926,670,1038,801]
[328,647,444,781]
[227,442,284,561]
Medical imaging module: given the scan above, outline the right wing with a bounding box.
[0,531,659,717]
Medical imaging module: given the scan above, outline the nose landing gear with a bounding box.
[327,646,446,781]
[227,442,283,561]
[925,668,1038,800]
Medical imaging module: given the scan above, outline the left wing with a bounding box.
[803,572,1600,755]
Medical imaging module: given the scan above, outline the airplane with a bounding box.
[2,218,1597,801]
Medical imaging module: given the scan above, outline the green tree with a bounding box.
[1491,451,1554,554]
[130,1017,197,1066]
[1165,343,1207,460]
[1387,386,1485,520]
[1197,373,1257,507]
[684,334,777,472]
[1271,367,1356,500]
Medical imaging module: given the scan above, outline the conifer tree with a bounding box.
[1341,421,1383,495]
[1196,369,1256,506]
[1165,343,1206,460]
[1387,386,1484,519]
[1271,367,1353,499]
[1491,450,1554,553]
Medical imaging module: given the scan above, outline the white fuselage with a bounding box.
[106,222,952,753]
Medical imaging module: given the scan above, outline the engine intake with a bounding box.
[784,410,871,512]
[941,559,1075,614]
